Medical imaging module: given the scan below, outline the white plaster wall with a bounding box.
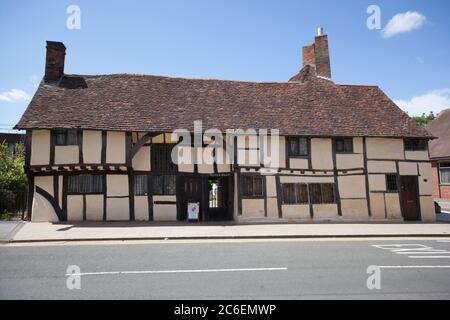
[280,176,334,184]
[367,161,397,173]
[31,192,59,222]
[370,193,386,219]
[132,146,150,171]
[106,175,129,196]
[82,131,102,164]
[238,149,259,167]
[418,163,432,195]
[67,195,84,221]
[35,176,54,196]
[366,138,404,160]
[289,158,309,169]
[282,205,310,219]
[152,134,164,143]
[266,198,278,218]
[153,204,177,221]
[368,174,386,191]
[134,196,149,221]
[177,146,195,173]
[336,154,364,170]
[31,175,57,222]
[242,199,265,218]
[106,131,126,164]
[106,198,129,220]
[55,146,78,165]
[217,164,231,173]
[385,193,402,219]
[420,195,435,222]
[341,199,369,219]
[399,162,418,175]
[353,138,363,154]
[198,163,214,174]
[31,130,50,165]
[216,147,231,173]
[278,136,286,169]
[311,138,333,170]
[405,151,429,161]
[266,176,277,197]
[85,195,103,221]
[338,175,366,199]
[313,204,338,219]
[153,195,176,202]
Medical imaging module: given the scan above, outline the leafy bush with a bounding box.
[0,142,27,217]
[413,111,436,127]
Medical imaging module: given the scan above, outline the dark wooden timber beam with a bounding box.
[130,132,162,160]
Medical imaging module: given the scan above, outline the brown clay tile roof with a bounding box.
[15,73,432,138]
[427,109,450,159]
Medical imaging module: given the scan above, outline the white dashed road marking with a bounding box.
[372,243,450,259]
[66,267,288,277]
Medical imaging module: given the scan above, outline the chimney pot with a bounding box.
[317,27,324,36]
[44,41,66,83]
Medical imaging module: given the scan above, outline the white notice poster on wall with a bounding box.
[187,202,200,221]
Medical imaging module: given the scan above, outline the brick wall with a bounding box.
[431,161,450,199]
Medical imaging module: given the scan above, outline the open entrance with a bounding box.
[400,175,421,221]
[207,176,231,221]
[177,175,233,221]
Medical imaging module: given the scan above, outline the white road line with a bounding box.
[66,267,288,277]
[408,256,450,259]
[396,252,450,255]
[379,265,450,269]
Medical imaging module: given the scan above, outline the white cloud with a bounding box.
[394,89,450,116]
[0,89,31,103]
[382,11,426,38]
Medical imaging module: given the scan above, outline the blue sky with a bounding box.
[1,0,449,132]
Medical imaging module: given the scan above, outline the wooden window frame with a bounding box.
[386,174,399,192]
[309,183,336,204]
[151,144,177,173]
[67,174,104,195]
[404,139,427,151]
[150,174,177,196]
[281,183,309,205]
[286,137,309,158]
[241,175,265,199]
[439,162,450,185]
[134,174,148,196]
[54,129,78,146]
[335,138,353,154]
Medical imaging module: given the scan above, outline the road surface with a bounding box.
[1,238,450,299]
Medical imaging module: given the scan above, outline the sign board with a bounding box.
[187,202,200,221]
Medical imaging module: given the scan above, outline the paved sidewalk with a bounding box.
[0,221,24,242]
[7,221,450,243]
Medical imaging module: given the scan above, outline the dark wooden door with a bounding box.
[400,176,420,221]
[178,177,203,221]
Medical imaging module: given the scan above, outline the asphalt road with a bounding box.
[1,239,450,299]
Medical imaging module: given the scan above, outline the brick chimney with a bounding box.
[302,28,331,79]
[44,41,66,83]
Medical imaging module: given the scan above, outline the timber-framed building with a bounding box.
[16,30,435,222]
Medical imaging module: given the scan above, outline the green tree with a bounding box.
[0,142,27,217]
[413,111,436,126]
